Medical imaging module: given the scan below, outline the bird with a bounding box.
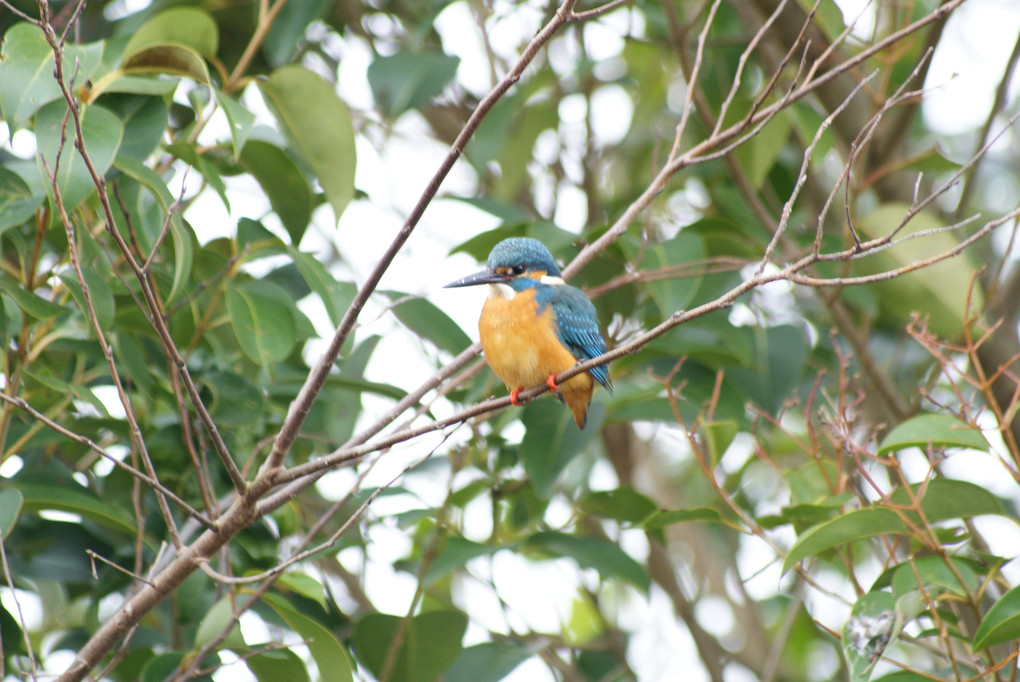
[445,237,611,429]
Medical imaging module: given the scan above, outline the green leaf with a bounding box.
[734,111,793,189]
[113,156,192,303]
[700,420,738,467]
[194,596,244,649]
[245,649,310,682]
[36,101,123,212]
[526,531,650,592]
[0,23,104,130]
[783,508,906,573]
[856,203,983,339]
[522,401,603,498]
[973,582,1020,651]
[890,556,978,599]
[123,7,219,60]
[0,276,66,319]
[16,482,136,537]
[276,573,328,610]
[123,45,210,83]
[580,488,657,524]
[384,292,472,355]
[25,367,109,417]
[445,642,534,682]
[877,413,988,455]
[213,88,255,159]
[226,280,297,365]
[141,652,186,682]
[259,65,356,224]
[262,592,354,682]
[288,249,354,327]
[0,489,23,537]
[367,51,460,118]
[728,324,808,415]
[201,371,265,428]
[843,591,898,682]
[352,610,468,682]
[888,478,1005,523]
[424,537,498,586]
[619,230,704,319]
[59,269,115,331]
[643,507,724,528]
[105,94,170,162]
[240,140,312,245]
[0,168,43,234]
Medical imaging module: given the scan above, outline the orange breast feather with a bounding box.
[478,290,594,428]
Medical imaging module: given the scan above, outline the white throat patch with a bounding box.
[488,283,516,300]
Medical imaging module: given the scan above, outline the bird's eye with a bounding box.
[511,265,526,275]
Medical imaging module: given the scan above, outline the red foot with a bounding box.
[546,374,559,392]
[510,387,528,406]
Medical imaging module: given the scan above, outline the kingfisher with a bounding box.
[445,237,611,429]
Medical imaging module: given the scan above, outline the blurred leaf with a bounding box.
[123,7,219,60]
[226,280,297,365]
[25,368,109,417]
[263,592,354,682]
[735,110,793,189]
[59,269,115,331]
[579,488,657,524]
[214,89,255,159]
[367,51,460,117]
[259,65,356,224]
[0,489,23,537]
[113,156,191,303]
[522,401,603,498]
[425,536,498,585]
[973,582,1020,651]
[727,324,807,414]
[890,556,978,599]
[643,507,725,528]
[445,642,534,682]
[783,508,905,573]
[877,413,987,455]
[245,649,310,682]
[0,276,66,319]
[843,591,898,682]
[352,610,467,682]
[288,248,354,327]
[856,203,983,339]
[620,230,704,319]
[141,652,188,682]
[276,573,328,610]
[123,45,210,83]
[36,101,123,212]
[16,482,136,537]
[384,292,472,355]
[263,0,331,66]
[240,140,311,245]
[889,478,1005,523]
[195,596,244,649]
[201,371,264,428]
[0,168,43,233]
[700,420,738,467]
[103,94,169,162]
[526,531,650,592]
[0,23,104,130]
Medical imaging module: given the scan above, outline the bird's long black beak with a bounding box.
[444,269,508,288]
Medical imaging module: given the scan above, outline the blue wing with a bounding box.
[541,284,612,389]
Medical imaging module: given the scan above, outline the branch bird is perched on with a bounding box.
[445,237,611,429]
